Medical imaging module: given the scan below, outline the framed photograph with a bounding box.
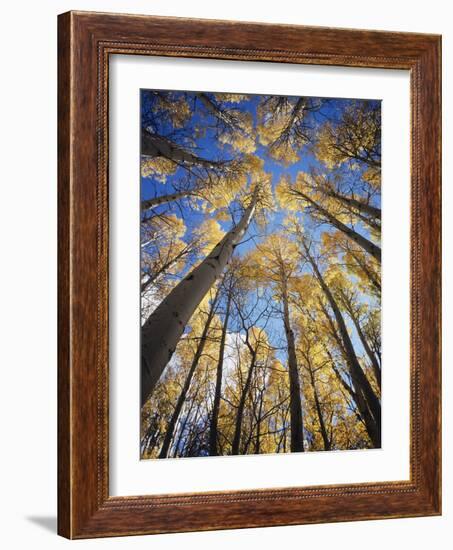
[58,11,441,538]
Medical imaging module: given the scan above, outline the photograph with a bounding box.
[140,89,382,459]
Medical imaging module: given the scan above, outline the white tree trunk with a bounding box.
[141,192,258,406]
[141,189,190,210]
[142,129,222,167]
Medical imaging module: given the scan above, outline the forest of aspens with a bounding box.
[140,89,381,459]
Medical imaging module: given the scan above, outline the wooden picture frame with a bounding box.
[58,10,441,539]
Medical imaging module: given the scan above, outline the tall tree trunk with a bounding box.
[321,345,358,401]
[341,296,381,389]
[293,188,381,262]
[281,279,305,452]
[276,97,306,143]
[142,128,228,168]
[231,346,257,455]
[209,292,232,456]
[325,187,381,220]
[254,388,265,454]
[331,360,358,403]
[307,361,331,451]
[348,249,381,293]
[141,189,191,210]
[319,299,380,447]
[323,347,366,426]
[174,392,201,457]
[141,190,258,406]
[197,93,243,133]
[158,288,220,458]
[302,242,381,447]
[348,209,381,233]
[172,398,192,457]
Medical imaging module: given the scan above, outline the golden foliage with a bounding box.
[141,157,177,182]
[193,218,225,254]
[257,97,309,165]
[314,101,380,176]
[213,93,250,104]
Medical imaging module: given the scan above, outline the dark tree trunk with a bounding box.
[320,300,380,447]
[281,280,305,452]
[231,346,257,455]
[254,389,265,454]
[302,242,381,447]
[293,188,381,262]
[328,354,357,402]
[342,297,381,389]
[141,189,190,210]
[307,361,331,451]
[197,93,243,134]
[348,250,381,293]
[209,292,232,456]
[275,97,306,143]
[326,188,381,220]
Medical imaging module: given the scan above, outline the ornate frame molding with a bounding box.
[58,11,441,538]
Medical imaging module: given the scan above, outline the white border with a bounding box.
[109,55,410,496]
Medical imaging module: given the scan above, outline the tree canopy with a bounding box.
[139,90,381,458]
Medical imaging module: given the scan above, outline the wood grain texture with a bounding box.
[57,11,71,538]
[57,10,441,539]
